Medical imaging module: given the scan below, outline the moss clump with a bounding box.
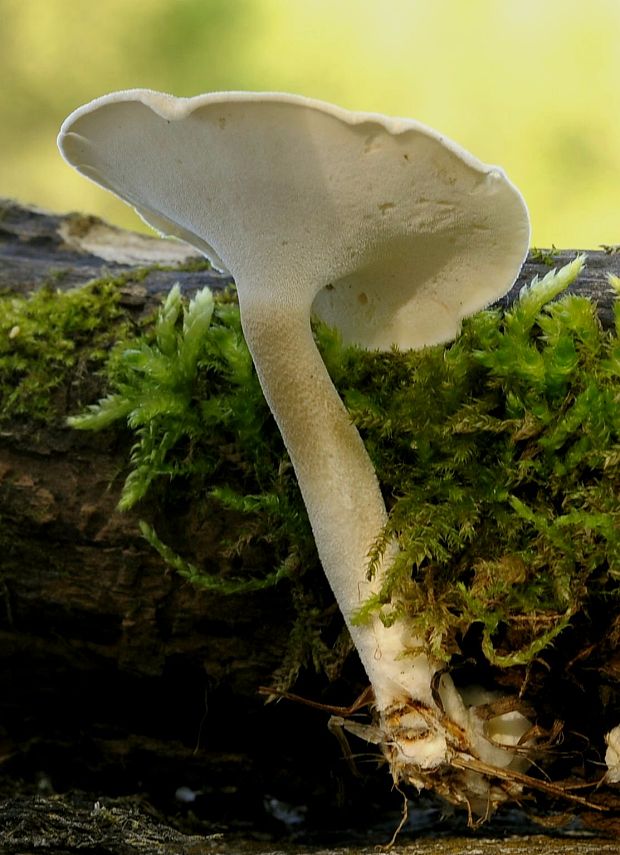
[67,257,619,684]
[69,283,313,591]
[350,257,620,666]
[0,280,128,423]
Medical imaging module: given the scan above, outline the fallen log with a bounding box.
[0,199,618,845]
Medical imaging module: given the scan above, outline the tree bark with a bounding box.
[2,198,619,315]
[0,199,618,845]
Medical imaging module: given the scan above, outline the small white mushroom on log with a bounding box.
[58,90,530,807]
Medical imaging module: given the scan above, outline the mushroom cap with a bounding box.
[58,89,530,350]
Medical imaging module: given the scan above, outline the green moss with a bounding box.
[0,280,129,423]
[530,245,560,266]
[350,258,619,665]
[65,257,620,681]
[69,282,315,596]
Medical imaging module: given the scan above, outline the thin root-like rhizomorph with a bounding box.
[258,685,377,777]
[258,684,374,716]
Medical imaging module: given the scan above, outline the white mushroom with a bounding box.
[58,90,531,805]
[605,725,620,783]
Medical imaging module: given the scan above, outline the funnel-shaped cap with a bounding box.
[59,89,529,349]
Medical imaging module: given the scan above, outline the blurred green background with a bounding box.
[1,0,618,248]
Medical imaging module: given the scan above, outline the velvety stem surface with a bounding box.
[240,299,389,665]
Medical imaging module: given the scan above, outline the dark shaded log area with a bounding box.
[0,199,619,850]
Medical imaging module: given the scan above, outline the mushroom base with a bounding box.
[376,693,532,821]
[327,688,602,824]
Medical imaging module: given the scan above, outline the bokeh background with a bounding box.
[1,0,618,248]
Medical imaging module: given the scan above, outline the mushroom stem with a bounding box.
[240,295,388,652]
[241,292,533,793]
[239,291,470,768]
